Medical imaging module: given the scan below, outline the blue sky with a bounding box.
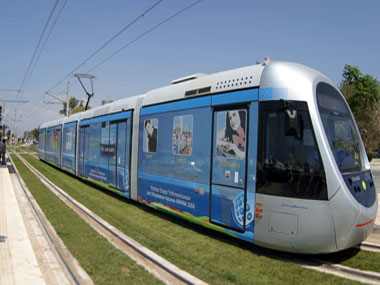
[0,0,379,135]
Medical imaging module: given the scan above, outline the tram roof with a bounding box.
[78,95,143,121]
[141,63,265,107]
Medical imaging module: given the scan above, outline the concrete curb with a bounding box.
[9,153,94,285]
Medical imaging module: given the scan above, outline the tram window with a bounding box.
[216,109,246,160]
[139,107,211,185]
[65,132,73,151]
[63,124,76,156]
[88,123,101,163]
[143,119,158,153]
[100,122,110,155]
[117,121,127,167]
[47,131,52,152]
[317,83,363,173]
[257,101,327,200]
[172,115,193,155]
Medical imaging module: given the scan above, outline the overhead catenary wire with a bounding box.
[23,0,69,95]
[10,0,60,119]
[21,0,163,122]
[46,0,163,93]
[53,0,203,99]
[87,0,203,73]
[18,93,46,121]
[17,1,60,96]
[21,0,202,122]
[14,0,68,125]
[0,89,20,92]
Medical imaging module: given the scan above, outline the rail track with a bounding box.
[359,241,380,253]
[292,255,380,284]
[12,152,207,285]
[11,150,380,284]
[8,153,92,285]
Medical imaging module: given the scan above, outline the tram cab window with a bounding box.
[257,101,327,200]
[317,83,364,173]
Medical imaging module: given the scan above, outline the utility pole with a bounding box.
[66,81,70,117]
[0,102,3,141]
[12,109,23,147]
[0,100,27,143]
[14,109,16,147]
[45,88,70,117]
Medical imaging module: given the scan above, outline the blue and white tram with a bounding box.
[39,60,377,253]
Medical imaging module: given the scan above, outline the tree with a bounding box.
[0,124,8,139]
[71,106,85,114]
[340,64,380,159]
[22,127,39,143]
[6,129,11,143]
[23,131,29,143]
[59,97,80,116]
[72,100,91,114]
[30,128,39,141]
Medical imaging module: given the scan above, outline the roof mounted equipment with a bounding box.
[171,73,207,84]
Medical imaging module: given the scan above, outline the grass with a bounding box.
[9,145,38,154]
[17,154,363,284]
[318,248,380,272]
[11,154,162,285]
[19,145,38,153]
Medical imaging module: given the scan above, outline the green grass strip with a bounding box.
[22,154,358,284]
[11,155,162,285]
[315,246,380,273]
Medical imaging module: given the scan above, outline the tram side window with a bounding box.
[79,128,85,159]
[88,123,101,163]
[139,107,211,185]
[172,115,193,155]
[216,109,246,160]
[84,128,90,161]
[100,122,110,155]
[47,131,52,152]
[143,119,158,153]
[257,101,327,200]
[63,125,76,156]
[54,130,61,154]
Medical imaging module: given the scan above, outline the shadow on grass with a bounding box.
[314,247,361,263]
[37,158,362,265]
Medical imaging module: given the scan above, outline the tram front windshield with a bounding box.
[257,100,327,200]
[317,83,364,173]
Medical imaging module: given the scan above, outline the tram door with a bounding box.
[54,128,62,167]
[108,120,128,191]
[78,126,89,176]
[210,107,249,232]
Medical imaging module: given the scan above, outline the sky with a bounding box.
[0,0,379,136]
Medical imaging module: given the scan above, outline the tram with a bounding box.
[39,60,377,253]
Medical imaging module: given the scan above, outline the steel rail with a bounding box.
[357,241,380,253]
[15,152,208,285]
[16,150,380,284]
[302,257,380,284]
[8,153,86,285]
